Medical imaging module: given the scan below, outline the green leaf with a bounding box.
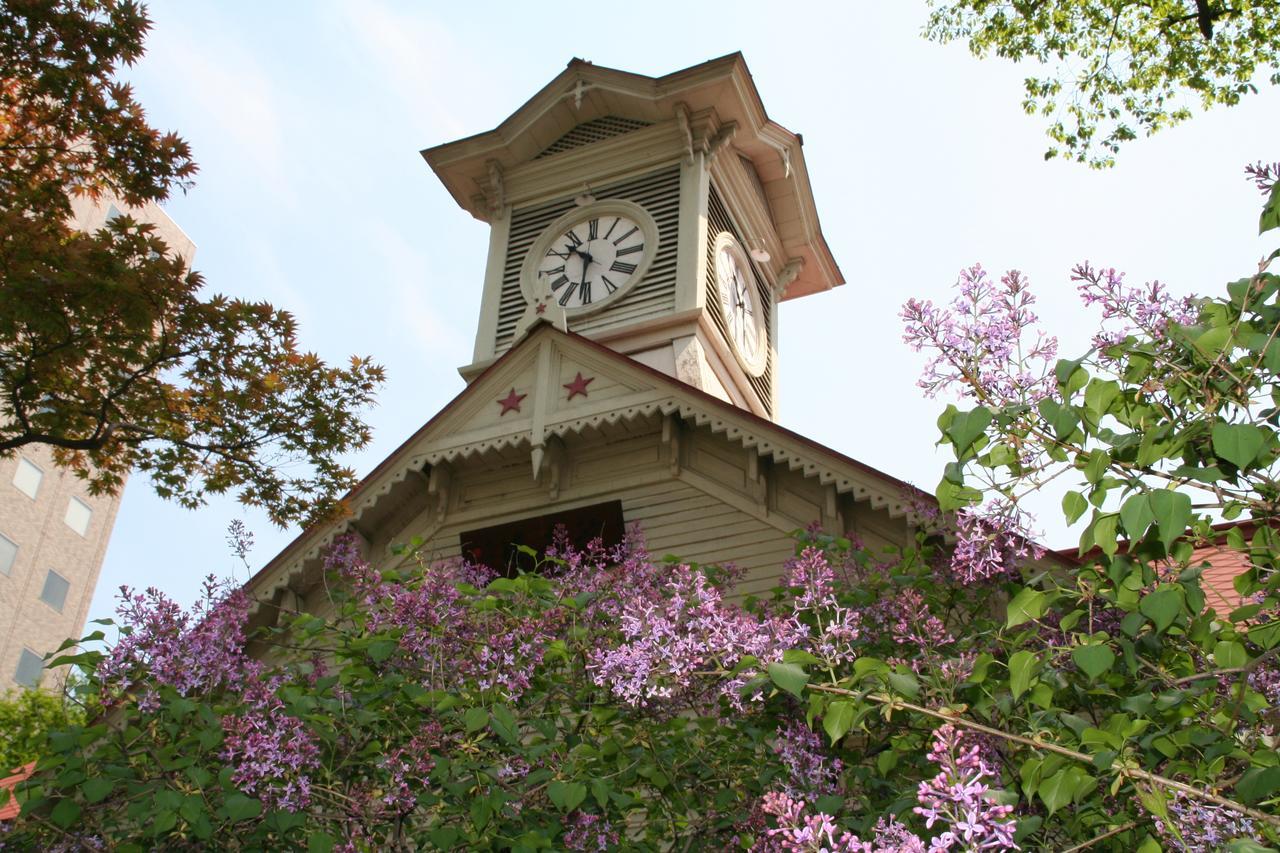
[82,777,115,804]
[1072,644,1115,681]
[367,640,396,663]
[1237,766,1280,805]
[224,793,261,823]
[490,704,519,744]
[823,701,855,745]
[1008,650,1039,700]
[1140,586,1183,633]
[1084,378,1120,420]
[887,671,920,699]
[1062,491,1088,525]
[936,477,983,511]
[1007,587,1047,628]
[308,832,337,853]
[1038,766,1087,815]
[463,707,490,733]
[1083,450,1111,485]
[1119,493,1154,540]
[1213,640,1247,669]
[1148,490,1192,553]
[547,781,587,812]
[50,798,81,829]
[1093,513,1120,557]
[1261,181,1280,235]
[947,407,993,455]
[1213,423,1266,470]
[767,662,810,699]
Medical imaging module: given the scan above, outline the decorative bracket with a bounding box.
[426,462,452,525]
[483,159,506,216]
[662,413,683,476]
[776,257,804,296]
[675,103,695,165]
[704,121,738,163]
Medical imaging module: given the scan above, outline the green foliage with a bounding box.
[925,0,1280,166]
[0,0,384,525]
[0,688,86,776]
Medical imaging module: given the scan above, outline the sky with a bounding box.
[86,0,1280,622]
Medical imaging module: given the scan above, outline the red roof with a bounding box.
[1057,520,1263,617]
[0,762,34,821]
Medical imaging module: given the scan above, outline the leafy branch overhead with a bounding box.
[925,0,1280,167]
[0,0,384,526]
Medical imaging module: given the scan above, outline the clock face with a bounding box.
[715,236,767,376]
[535,213,647,309]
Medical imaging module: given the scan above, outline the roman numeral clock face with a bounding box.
[714,234,768,377]
[530,205,654,313]
[537,215,644,307]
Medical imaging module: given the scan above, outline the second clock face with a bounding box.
[536,214,647,309]
[715,236,768,376]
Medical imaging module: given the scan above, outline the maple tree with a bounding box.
[925,0,1280,167]
[0,0,383,526]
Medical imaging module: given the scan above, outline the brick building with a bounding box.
[0,199,194,692]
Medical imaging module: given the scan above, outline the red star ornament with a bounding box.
[497,387,527,415]
[535,301,548,315]
[563,372,594,400]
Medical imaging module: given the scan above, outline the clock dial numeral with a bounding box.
[536,213,649,310]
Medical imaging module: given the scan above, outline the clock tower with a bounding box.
[423,53,842,421]
[245,55,920,630]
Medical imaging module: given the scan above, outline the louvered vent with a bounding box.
[536,116,652,158]
[495,167,680,352]
[705,184,774,416]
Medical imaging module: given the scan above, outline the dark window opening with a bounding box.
[459,500,625,576]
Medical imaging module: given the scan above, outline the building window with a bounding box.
[40,570,70,613]
[15,648,43,688]
[64,497,92,536]
[459,500,626,576]
[0,534,15,576]
[12,457,42,500]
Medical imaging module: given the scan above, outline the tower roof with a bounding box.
[422,53,842,299]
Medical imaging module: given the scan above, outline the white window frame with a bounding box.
[64,497,93,537]
[0,533,16,576]
[12,457,43,500]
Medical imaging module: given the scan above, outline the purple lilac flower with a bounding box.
[590,564,806,709]
[949,502,1044,586]
[913,724,1018,851]
[1072,263,1198,350]
[563,811,619,851]
[901,265,1058,405]
[773,721,843,799]
[1149,791,1255,851]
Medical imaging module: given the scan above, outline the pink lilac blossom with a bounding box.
[1246,161,1280,194]
[949,502,1044,586]
[913,725,1017,851]
[786,548,863,667]
[871,588,953,652]
[590,564,806,709]
[901,265,1058,405]
[1149,790,1256,851]
[1072,263,1198,350]
[773,721,843,799]
[562,811,620,851]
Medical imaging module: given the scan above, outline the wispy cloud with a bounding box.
[329,0,489,140]
[142,17,296,207]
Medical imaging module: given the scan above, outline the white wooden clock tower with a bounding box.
[244,55,923,628]
[423,53,842,421]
